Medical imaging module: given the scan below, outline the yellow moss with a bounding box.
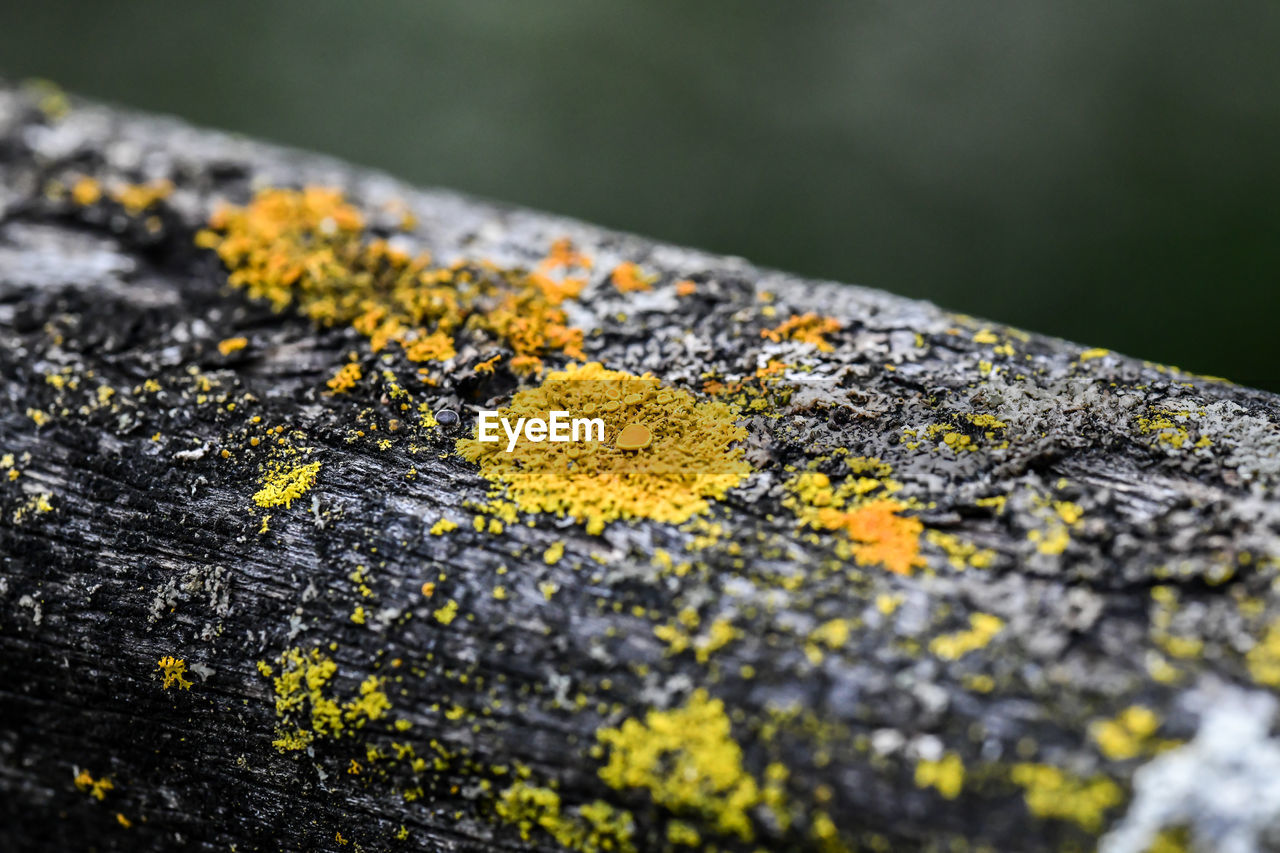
[1090,706,1159,760]
[915,752,965,799]
[197,187,586,376]
[761,313,841,352]
[1009,763,1123,833]
[929,613,1003,661]
[597,689,762,841]
[217,336,248,356]
[157,655,193,690]
[74,769,114,800]
[253,460,321,509]
[458,362,750,535]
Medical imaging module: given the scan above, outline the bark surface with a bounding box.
[2,82,1280,853]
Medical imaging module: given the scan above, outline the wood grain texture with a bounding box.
[2,81,1280,853]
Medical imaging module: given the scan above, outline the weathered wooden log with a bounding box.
[2,80,1280,853]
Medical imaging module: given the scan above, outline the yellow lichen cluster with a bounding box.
[157,655,193,690]
[196,187,586,376]
[785,467,924,575]
[1009,763,1122,833]
[261,646,391,752]
[761,313,841,352]
[74,769,114,800]
[1246,619,1280,686]
[495,781,637,853]
[458,362,750,535]
[1135,408,1213,451]
[929,613,1003,660]
[253,460,321,509]
[915,752,965,800]
[596,689,762,841]
[1090,706,1160,760]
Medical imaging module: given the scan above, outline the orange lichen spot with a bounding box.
[253,460,321,509]
[116,813,132,828]
[674,279,697,297]
[157,655,193,690]
[539,237,593,272]
[761,313,841,352]
[112,179,173,215]
[457,362,750,535]
[327,363,362,393]
[615,423,652,451]
[217,336,248,356]
[610,261,656,293]
[819,500,924,576]
[71,177,102,206]
[74,770,114,800]
[474,355,502,375]
[196,188,585,377]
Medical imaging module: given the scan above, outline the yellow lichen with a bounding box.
[157,655,193,690]
[1009,763,1123,833]
[458,362,750,535]
[1090,706,1159,760]
[74,769,114,800]
[253,460,321,509]
[433,599,459,626]
[929,613,1003,660]
[429,518,457,536]
[196,188,586,376]
[761,313,841,352]
[597,689,762,841]
[915,752,965,799]
[495,781,637,853]
[262,646,391,752]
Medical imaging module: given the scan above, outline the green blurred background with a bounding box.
[3,2,1278,389]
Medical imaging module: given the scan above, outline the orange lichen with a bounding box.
[196,187,586,377]
[71,177,101,206]
[74,769,114,800]
[785,468,924,575]
[327,363,362,393]
[610,262,656,293]
[761,313,841,352]
[457,362,750,534]
[675,279,698,297]
[217,336,248,356]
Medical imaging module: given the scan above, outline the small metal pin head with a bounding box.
[435,409,459,427]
